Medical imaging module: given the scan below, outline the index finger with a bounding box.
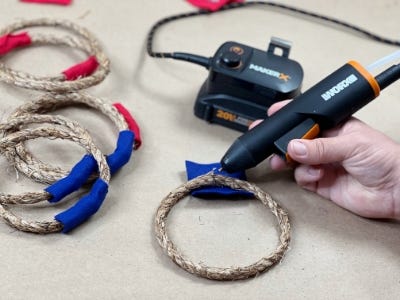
[267,100,292,116]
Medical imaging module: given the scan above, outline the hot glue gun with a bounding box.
[221,51,400,173]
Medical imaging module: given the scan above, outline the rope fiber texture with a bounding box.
[155,173,291,281]
[0,114,110,233]
[4,92,129,184]
[0,19,138,234]
[0,18,110,92]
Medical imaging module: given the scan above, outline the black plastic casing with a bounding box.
[221,62,380,172]
[194,40,304,132]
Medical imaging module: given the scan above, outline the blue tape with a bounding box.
[45,130,134,203]
[185,161,253,198]
[107,130,135,174]
[45,155,97,203]
[55,178,109,233]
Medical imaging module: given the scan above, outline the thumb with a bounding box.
[287,136,353,165]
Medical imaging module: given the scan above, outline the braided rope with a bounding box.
[155,173,291,281]
[0,18,103,48]
[0,18,110,92]
[0,114,110,234]
[4,92,128,184]
[147,1,400,60]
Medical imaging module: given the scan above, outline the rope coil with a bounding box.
[0,19,139,234]
[0,18,110,92]
[155,173,291,281]
[4,92,133,184]
[0,114,110,234]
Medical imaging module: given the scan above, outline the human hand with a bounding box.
[254,100,400,220]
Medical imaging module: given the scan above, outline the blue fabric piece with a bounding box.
[45,154,97,203]
[107,130,135,174]
[45,131,134,203]
[185,160,253,198]
[55,179,109,233]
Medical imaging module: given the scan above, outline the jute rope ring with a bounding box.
[0,18,110,92]
[4,92,130,184]
[155,173,291,281]
[0,114,110,233]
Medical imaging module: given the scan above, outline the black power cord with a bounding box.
[147,1,400,68]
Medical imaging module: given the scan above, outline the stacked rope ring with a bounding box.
[0,18,110,92]
[3,92,140,184]
[0,114,111,234]
[155,173,291,281]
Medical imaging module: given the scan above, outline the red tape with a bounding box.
[20,0,72,5]
[113,103,142,149]
[0,32,31,55]
[62,56,99,81]
[186,0,244,11]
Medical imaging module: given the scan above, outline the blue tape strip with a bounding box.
[55,178,109,233]
[45,130,134,203]
[107,130,135,174]
[185,160,253,198]
[45,154,97,203]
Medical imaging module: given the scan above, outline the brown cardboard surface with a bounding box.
[0,0,398,299]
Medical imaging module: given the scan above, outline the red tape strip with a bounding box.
[113,103,142,149]
[20,0,72,5]
[0,32,31,55]
[186,0,244,11]
[62,56,99,81]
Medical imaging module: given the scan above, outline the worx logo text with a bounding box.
[321,74,358,101]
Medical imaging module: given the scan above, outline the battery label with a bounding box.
[215,109,253,127]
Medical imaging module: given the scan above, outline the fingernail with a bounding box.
[307,167,320,177]
[291,140,307,157]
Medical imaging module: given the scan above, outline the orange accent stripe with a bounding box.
[348,60,380,97]
[285,124,320,163]
[302,123,320,140]
[285,153,293,164]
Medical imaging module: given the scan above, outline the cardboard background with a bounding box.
[0,1,398,299]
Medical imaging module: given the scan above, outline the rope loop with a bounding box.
[155,174,291,281]
[4,92,137,184]
[0,114,110,234]
[0,18,110,92]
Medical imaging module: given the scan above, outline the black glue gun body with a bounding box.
[221,61,383,173]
